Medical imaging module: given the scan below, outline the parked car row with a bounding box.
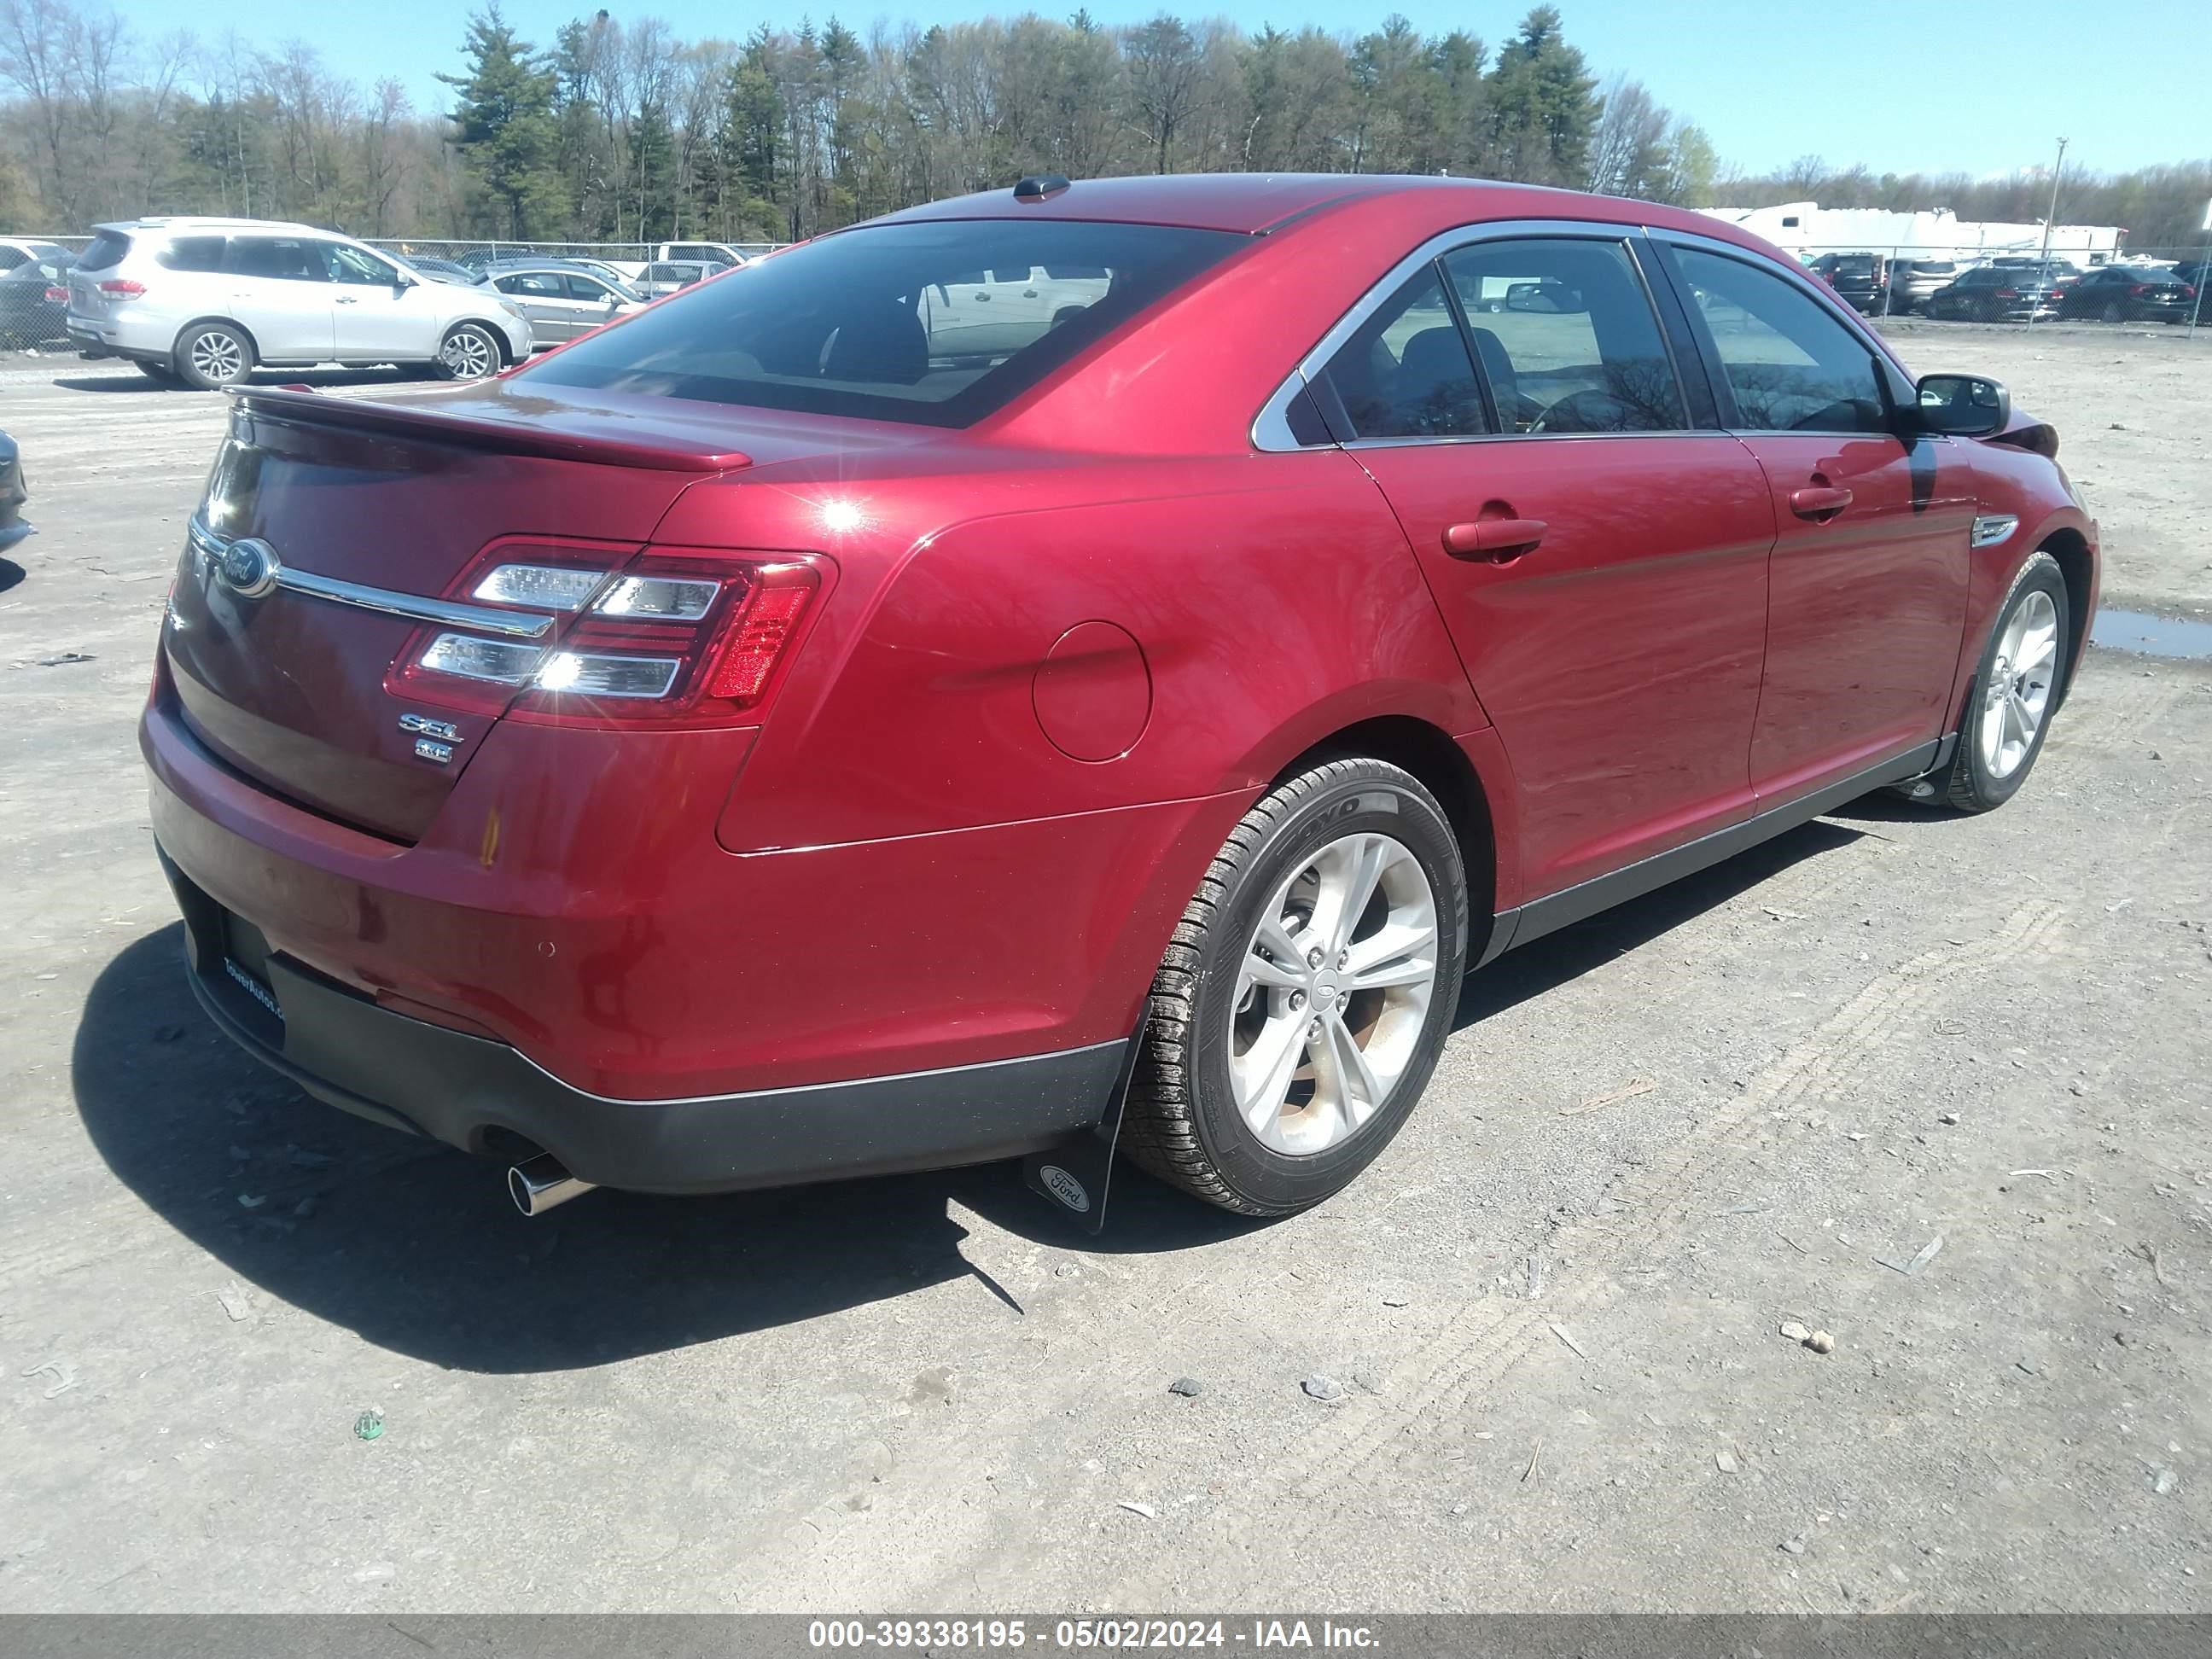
[55,216,750,387]
[0,236,77,348]
[1808,247,2200,324]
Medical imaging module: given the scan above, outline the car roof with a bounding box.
[862,171,1778,252]
[94,217,330,236]
[483,258,608,272]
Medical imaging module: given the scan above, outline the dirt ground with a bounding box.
[0,329,2207,1614]
[1876,317,2212,619]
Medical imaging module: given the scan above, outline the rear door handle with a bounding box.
[1442,519,1547,560]
[1789,485,1854,519]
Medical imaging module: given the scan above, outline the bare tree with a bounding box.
[1586,75,1668,196]
[1123,14,1200,175]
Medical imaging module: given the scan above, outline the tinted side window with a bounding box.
[1670,247,1887,434]
[225,237,325,282]
[160,236,227,272]
[1315,267,1486,440]
[0,248,22,271]
[1442,238,1685,434]
[563,275,613,302]
[496,272,567,298]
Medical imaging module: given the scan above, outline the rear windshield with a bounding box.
[79,230,131,273]
[526,219,1245,427]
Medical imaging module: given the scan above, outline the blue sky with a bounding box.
[125,0,2200,181]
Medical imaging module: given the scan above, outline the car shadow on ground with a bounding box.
[0,556,22,594]
[73,928,1258,1375]
[52,367,428,395]
[1455,816,1864,1027]
[78,820,1866,1374]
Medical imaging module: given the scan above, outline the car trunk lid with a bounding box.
[160,381,867,842]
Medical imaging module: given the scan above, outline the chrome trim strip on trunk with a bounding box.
[273,567,556,638]
[187,517,556,639]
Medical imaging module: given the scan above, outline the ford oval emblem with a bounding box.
[1039,1164,1090,1214]
[217,537,281,599]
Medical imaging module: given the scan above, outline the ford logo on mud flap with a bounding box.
[1039,1164,1090,1213]
[215,537,281,600]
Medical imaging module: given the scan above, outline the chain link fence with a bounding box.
[9,229,2206,350]
[358,238,786,274]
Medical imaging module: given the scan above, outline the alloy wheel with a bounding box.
[440,329,495,379]
[188,330,245,384]
[1980,588,2059,780]
[1226,831,1440,1156]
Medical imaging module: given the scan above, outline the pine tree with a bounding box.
[438,6,568,238]
[1483,6,1598,188]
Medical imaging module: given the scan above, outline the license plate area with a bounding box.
[216,912,286,1041]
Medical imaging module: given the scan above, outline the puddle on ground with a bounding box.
[2090,608,2212,661]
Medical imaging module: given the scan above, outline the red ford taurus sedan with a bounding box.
[144,172,2097,1222]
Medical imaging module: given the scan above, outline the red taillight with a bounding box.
[96,278,146,299]
[387,542,826,729]
[2128,283,2153,297]
[1995,288,2019,300]
[44,285,67,303]
[703,578,815,703]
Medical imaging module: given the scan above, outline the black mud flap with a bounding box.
[1021,1010,1146,1235]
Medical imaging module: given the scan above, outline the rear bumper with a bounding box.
[160,847,1125,1194]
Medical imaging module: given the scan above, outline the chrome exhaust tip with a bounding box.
[508,1153,596,1217]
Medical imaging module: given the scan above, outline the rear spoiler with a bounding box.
[230,387,754,474]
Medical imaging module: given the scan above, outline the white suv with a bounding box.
[67,218,535,388]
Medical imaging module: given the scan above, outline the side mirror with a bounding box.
[1505,282,1586,315]
[1912,373,2010,438]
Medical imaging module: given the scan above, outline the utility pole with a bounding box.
[2026,137,2066,332]
[2191,195,2210,341]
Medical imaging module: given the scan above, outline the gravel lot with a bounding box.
[1,329,2208,1613]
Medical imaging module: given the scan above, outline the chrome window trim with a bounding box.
[1250,217,1684,453]
[188,516,556,639]
[1336,428,1733,453]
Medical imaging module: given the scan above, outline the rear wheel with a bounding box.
[173,322,253,390]
[135,359,178,384]
[1931,551,2069,814]
[434,323,501,381]
[1121,759,1469,1216]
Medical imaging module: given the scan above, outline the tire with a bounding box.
[135,359,178,384]
[2100,300,2125,324]
[1933,551,2069,814]
[172,321,253,389]
[1120,758,1470,1216]
[1977,297,1998,323]
[434,322,502,381]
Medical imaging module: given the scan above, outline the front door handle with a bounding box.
[1789,485,1854,519]
[1442,519,1547,560]
[335,294,359,305]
